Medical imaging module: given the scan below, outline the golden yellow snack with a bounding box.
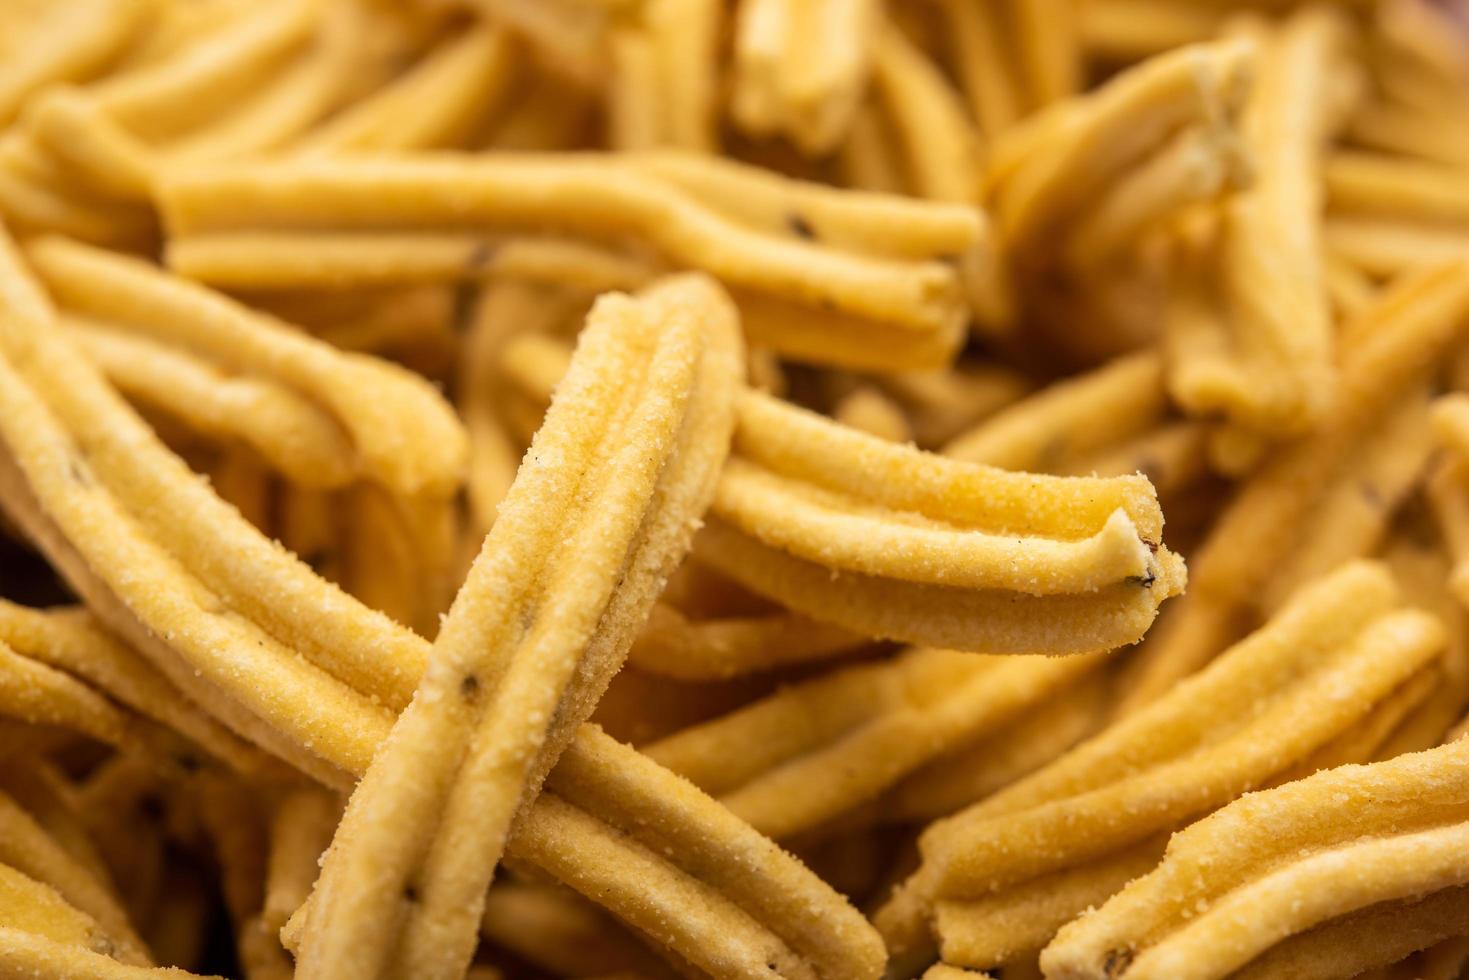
[647,648,1105,840]
[1042,738,1469,980]
[990,39,1253,250]
[0,790,150,966]
[477,879,676,978]
[1124,259,1469,709]
[877,561,1442,975]
[704,390,1184,653]
[0,0,151,129]
[627,600,865,681]
[27,236,466,499]
[1167,8,1356,449]
[296,275,743,980]
[158,153,973,371]
[730,0,878,155]
[934,838,1167,973]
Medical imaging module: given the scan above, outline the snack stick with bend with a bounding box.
[0,789,151,967]
[645,648,1107,841]
[496,329,1186,652]
[876,561,1443,974]
[157,153,977,372]
[1,237,883,976]
[496,330,871,680]
[295,274,744,980]
[878,665,1111,826]
[989,39,1253,252]
[1122,259,1469,711]
[1042,738,1469,980]
[703,390,1184,653]
[1168,8,1356,451]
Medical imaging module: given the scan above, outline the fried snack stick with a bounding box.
[933,837,1168,975]
[499,328,1185,651]
[5,247,880,976]
[989,39,1253,253]
[0,760,111,887]
[0,0,150,129]
[876,666,1111,826]
[607,0,720,153]
[295,275,743,980]
[0,789,150,966]
[27,236,464,616]
[0,289,403,784]
[524,725,886,980]
[877,364,1032,449]
[0,927,217,980]
[283,726,885,980]
[27,237,464,499]
[62,318,356,490]
[0,861,123,963]
[944,352,1166,472]
[1042,738,1469,980]
[158,153,973,372]
[645,649,1107,841]
[627,597,865,681]
[702,389,1184,653]
[1230,887,1469,980]
[876,562,1442,975]
[478,879,678,978]
[730,0,879,155]
[1168,9,1356,456]
[1122,259,1469,710]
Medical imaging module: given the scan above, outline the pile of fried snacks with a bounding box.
[5,1,1469,979]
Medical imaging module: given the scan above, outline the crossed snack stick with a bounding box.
[0,236,892,978]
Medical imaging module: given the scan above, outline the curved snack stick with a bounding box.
[646,649,1105,840]
[1042,738,1469,980]
[296,275,743,980]
[497,329,1180,652]
[627,600,865,681]
[0,791,150,966]
[933,838,1166,972]
[0,322,397,782]
[531,725,886,980]
[0,761,111,888]
[730,0,879,155]
[0,861,118,959]
[876,562,1438,970]
[993,39,1254,247]
[707,391,1183,652]
[0,601,257,773]
[158,155,969,371]
[0,638,138,750]
[944,352,1166,471]
[63,317,357,489]
[1230,886,1469,980]
[27,237,465,500]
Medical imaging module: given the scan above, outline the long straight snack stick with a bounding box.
[157,153,970,370]
[296,274,744,980]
